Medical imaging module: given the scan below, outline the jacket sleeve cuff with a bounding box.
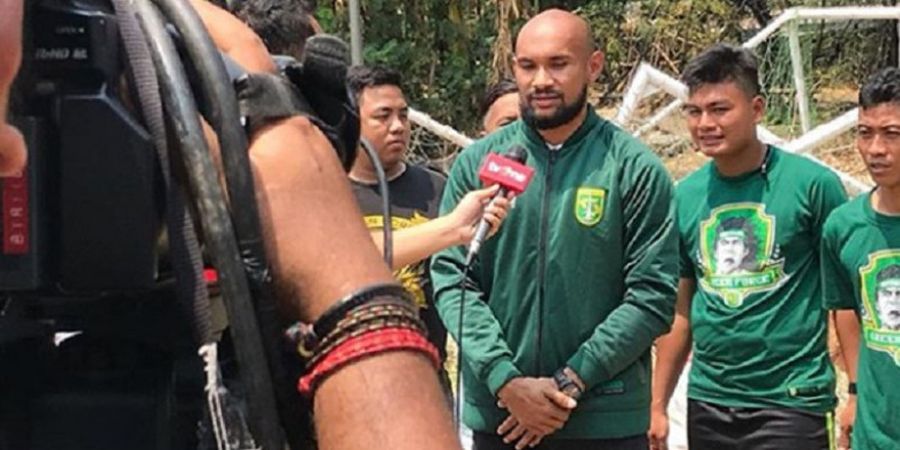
[486,358,523,397]
[566,348,611,391]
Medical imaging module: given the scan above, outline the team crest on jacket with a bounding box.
[574,187,605,226]
[697,203,787,308]
[858,250,900,365]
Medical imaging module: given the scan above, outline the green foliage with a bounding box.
[322,0,501,133]
[317,0,898,136]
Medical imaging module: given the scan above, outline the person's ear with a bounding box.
[588,50,604,83]
[751,95,766,124]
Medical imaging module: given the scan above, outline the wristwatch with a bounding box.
[553,368,584,400]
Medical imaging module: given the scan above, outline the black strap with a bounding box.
[235,72,315,136]
[111,0,213,346]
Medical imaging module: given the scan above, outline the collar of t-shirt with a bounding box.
[349,162,407,186]
[546,143,563,152]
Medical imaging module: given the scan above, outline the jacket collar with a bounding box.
[521,106,602,156]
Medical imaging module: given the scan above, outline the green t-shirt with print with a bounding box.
[677,146,846,412]
[822,193,900,449]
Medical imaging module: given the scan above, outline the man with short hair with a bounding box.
[433,9,678,450]
[346,65,508,390]
[822,66,900,450]
[650,44,846,450]
[234,0,321,60]
[480,79,520,135]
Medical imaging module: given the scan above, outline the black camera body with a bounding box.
[4,0,162,295]
[1,2,204,449]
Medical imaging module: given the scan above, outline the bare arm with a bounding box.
[192,4,459,448]
[652,278,695,413]
[648,277,695,449]
[833,309,860,384]
[189,0,275,73]
[371,216,462,270]
[833,309,860,450]
[370,186,509,270]
[251,114,461,450]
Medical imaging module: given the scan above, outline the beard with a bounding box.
[521,86,588,130]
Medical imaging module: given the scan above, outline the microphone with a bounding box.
[301,35,351,98]
[464,146,534,266]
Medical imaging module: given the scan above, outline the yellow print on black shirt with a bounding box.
[363,212,431,309]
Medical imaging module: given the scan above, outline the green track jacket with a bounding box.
[431,109,678,439]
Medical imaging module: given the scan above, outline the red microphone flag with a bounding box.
[477,152,534,195]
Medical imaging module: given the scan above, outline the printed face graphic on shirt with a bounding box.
[714,224,754,275]
[698,203,787,307]
[878,276,900,331]
[859,252,900,365]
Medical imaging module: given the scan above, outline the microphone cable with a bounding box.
[454,186,503,430]
[358,138,394,268]
[454,264,470,430]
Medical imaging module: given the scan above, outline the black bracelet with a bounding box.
[848,382,857,395]
[314,284,413,337]
[284,285,419,361]
[287,283,414,356]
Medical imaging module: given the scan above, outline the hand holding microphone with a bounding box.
[447,185,511,246]
[465,146,534,266]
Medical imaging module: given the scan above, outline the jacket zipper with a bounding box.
[535,150,556,375]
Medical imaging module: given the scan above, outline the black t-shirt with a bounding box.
[351,165,448,361]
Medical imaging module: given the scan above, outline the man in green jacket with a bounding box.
[649,44,846,450]
[431,9,678,450]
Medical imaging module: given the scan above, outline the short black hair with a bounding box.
[346,65,404,103]
[681,43,761,98]
[860,68,900,110]
[235,0,317,59]
[479,79,518,119]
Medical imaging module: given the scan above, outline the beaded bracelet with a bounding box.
[285,283,438,397]
[285,294,424,360]
[315,284,413,335]
[307,315,426,368]
[297,327,440,396]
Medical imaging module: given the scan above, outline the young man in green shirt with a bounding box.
[432,9,678,450]
[649,44,847,450]
[822,67,900,450]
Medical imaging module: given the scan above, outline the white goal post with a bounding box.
[613,5,900,191]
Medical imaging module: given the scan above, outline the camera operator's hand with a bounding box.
[0,0,28,176]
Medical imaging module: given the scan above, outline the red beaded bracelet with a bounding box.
[297,327,441,396]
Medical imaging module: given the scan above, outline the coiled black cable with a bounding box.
[150,0,311,447]
[133,3,284,449]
